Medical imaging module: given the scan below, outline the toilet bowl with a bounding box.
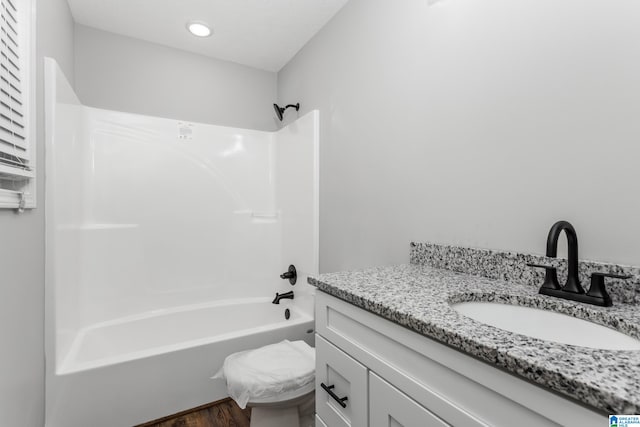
[216,340,315,427]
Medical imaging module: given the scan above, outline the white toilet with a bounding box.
[217,340,316,427]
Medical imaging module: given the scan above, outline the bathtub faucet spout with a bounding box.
[272,291,294,304]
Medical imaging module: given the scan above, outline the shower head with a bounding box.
[273,104,284,121]
[273,103,300,121]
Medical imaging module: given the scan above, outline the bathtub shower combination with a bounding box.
[44,59,319,427]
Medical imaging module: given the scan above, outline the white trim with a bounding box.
[0,0,36,210]
[23,0,36,208]
[312,110,320,275]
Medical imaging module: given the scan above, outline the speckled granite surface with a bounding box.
[411,242,640,304]
[309,256,640,414]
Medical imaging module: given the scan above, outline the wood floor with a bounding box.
[135,398,251,427]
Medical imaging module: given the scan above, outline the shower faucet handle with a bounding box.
[280,265,297,285]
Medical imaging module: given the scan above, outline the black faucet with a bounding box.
[280,265,297,285]
[528,220,629,307]
[272,291,294,304]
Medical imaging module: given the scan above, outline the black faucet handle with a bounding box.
[526,263,561,290]
[586,272,631,307]
[591,272,632,280]
[280,265,297,285]
[527,263,555,270]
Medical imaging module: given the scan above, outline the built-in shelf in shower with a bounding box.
[232,210,280,222]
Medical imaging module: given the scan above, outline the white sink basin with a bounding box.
[452,301,640,350]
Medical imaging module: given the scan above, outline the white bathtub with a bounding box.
[46,298,314,427]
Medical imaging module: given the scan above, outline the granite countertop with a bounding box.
[308,263,640,414]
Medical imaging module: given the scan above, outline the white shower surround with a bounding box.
[44,58,319,426]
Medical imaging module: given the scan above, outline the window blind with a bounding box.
[0,0,34,209]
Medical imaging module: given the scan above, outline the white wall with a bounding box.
[74,25,278,131]
[278,0,640,272]
[0,0,75,426]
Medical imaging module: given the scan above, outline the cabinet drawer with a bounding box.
[370,372,449,427]
[316,335,368,427]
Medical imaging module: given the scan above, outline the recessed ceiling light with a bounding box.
[187,21,212,37]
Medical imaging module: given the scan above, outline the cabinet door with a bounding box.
[316,335,368,427]
[316,414,329,427]
[370,373,450,427]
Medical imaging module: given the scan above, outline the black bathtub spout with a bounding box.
[272,291,294,304]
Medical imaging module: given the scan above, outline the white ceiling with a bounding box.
[66,0,350,72]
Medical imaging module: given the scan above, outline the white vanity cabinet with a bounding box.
[369,372,449,427]
[314,292,606,427]
[315,335,368,427]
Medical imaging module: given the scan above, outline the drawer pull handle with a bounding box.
[321,382,348,408]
